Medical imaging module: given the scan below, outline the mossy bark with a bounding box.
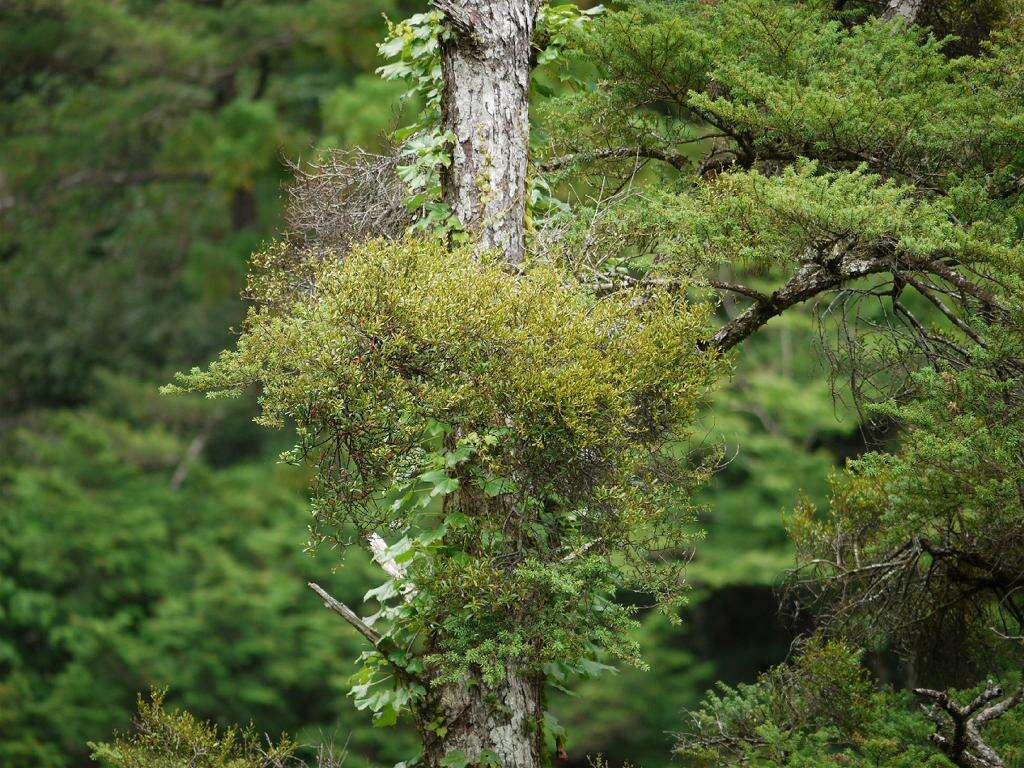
[438,0,535,265]
[417,666,543,768]
[424,3,544,766]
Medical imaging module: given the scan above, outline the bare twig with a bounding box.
[169,414,223,491]
[539,145,692,172]
[285,148,411,257]
[903,275,987,348]
[308,582,382,646]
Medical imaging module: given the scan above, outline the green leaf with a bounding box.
[578,657,618,678]
[482,476,514,497]
[365,579,400,603]
[372,703,399,727]
[439,751,469,768]
[444,512,471,529]
[418,469,450,485]
[444,444,475,466]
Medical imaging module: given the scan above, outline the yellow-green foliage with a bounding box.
[171,236,718,530]
[91,690,297,768]
[169,236,721,681]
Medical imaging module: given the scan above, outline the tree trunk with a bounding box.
[417,665,543,768]
[882,0,922,22]
[438,0,535,264]
[418,3,544,767]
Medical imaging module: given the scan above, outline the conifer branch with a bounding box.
[703,253,894,352]
[914,678,1023,768]
[707,280,770,303]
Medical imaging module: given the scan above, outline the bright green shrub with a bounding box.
[91,690,299,768]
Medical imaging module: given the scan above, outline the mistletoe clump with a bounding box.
[169,236,720,689]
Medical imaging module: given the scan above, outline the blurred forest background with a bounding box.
[0,2,873,766]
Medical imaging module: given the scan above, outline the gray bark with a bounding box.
[915,679,1023,768]
[308,582,382,646]
[704,251,895,352]
[883,0,923,23]
[414,4,545,767]
[417,666,543,768]
[437,0,536,264]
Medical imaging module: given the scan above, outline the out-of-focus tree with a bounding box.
[0,0,409,412]
[0,376,417,768]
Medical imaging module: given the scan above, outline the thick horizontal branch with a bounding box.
[703,253,894,352]
[308,582,381,646]
[707,279,770,303]
[699,244,1012,359]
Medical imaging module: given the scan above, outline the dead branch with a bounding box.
[915,678,1024,768]
[285,148,411,257]
[539,146,691,172]
[308,582,382,646]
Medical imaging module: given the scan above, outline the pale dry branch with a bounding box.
[285,148,411,257]
[308,582,382,646]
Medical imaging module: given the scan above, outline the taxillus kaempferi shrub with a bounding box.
[167,235,722,715]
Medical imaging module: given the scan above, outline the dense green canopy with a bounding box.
[3,1,1023,767]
